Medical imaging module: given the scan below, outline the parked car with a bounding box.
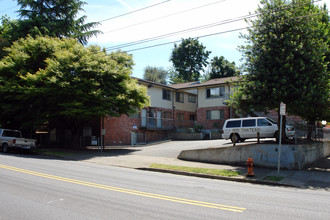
[222,117,295,143]
[0,129,36,153]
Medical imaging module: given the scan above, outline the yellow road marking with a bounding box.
[0,164,246,212]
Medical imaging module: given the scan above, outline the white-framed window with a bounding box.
[206,110,224,120]
[188,94,196,103]
[206,86,225,98]
[176,92,184,103]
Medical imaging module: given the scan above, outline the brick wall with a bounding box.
[103,115,139,145]
[104,112,171,146]
[196,106,230,130]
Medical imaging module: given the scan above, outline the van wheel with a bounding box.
[2,144,8,153]
[231,134,240,143]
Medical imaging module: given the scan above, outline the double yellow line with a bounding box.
[0,163,246,213]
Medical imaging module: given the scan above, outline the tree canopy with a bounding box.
[207,56,239,79]
[0,0,100,59]
[143,66,168,85]
[229,0,329,140]
[0,36,149,130]
[17,0,101,44]
[170,38,210,82]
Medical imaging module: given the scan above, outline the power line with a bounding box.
[103,0,226,34]
[104,0,324,52]
[0,5,18,14]
[124,27,248,53]
[97,0,171,23]
[121,11,328,53]
[105,13,257,51]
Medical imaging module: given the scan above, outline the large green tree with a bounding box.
[230,0,329,140]
[208,56,239,79]
[17,0,101,44]
[170,38,211,82]
[143,66,168,85]
[0,36,149,133]
[0,0,100,59]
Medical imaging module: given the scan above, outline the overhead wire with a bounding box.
[0,5,18,14]
[105,13,257,51]
[97,0,171,23]
[103,0,324,52]
[103,0,226,34]
[124,27,248,52]
[123,11,328,53]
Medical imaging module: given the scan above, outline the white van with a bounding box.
[222,117,295,143]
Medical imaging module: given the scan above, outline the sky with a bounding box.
[1,0,329,79]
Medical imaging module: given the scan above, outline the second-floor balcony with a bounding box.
[139,117,174,130]
[139,117,195,131]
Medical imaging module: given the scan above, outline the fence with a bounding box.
[293,123,330,142]
[139,117,174,130]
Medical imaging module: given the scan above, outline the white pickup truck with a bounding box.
[0,129,36,153]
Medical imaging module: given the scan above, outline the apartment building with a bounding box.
[102,76,238,145]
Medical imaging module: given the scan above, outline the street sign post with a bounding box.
[278,102,286,176]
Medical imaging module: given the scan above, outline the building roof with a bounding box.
[195,76,240,88]
[134,76,240,91]
[167,81,201,89]
[168,76,240,90]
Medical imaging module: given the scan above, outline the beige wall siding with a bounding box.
[147,86,173,109]
[198,85,231,108]
[174,93,197,112]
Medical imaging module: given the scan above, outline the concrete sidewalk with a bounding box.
[36,147,330,191]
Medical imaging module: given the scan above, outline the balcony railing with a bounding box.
[140,117,174,130]
[139,117,197,130]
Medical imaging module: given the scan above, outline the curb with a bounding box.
[137,167,294,188]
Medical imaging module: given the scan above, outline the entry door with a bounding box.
[157,111,162,128]
[141,109,147,128]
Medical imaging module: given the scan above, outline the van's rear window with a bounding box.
[226,120,241,128]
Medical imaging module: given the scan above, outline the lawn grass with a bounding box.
[150,163,241,177]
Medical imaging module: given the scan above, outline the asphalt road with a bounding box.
[1,153,329,220]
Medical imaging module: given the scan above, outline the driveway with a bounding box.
[109,138,267,158]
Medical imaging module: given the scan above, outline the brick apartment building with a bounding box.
[101,76,239,146]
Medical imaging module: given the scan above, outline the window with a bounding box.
[177,113,184,121]
[188,94,196,103]
[226,120,241,128]
[2,130,21,138]
[206,86,225,98]
[242,119,256,127]
[162,89,171,101]
[176,92,184,103]
[258,118,271,126]
[206,110,224,120]
[189,114,196,121]
[163,111,172,119]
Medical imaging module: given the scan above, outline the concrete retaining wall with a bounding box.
[178,141,330,170]
[172,132,222,140]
